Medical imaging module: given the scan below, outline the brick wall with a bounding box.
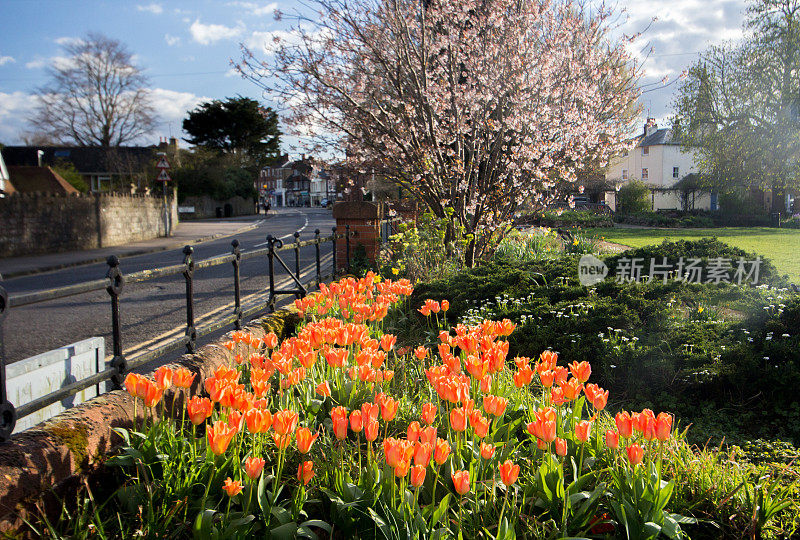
[0,192,178,257]
[332,201,383,272]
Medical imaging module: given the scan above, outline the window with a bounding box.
[673,167,679,179]
[622,169,628,180]
[642,146,649,155]
[642,168,649,181]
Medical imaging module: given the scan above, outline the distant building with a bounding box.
[1,137,178,193]
[3,166,79,195]
[605,119,711,211]
[0,150,9,198]
[260,155,338,207]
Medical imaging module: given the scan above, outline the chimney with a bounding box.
[169,137,178,150]
[644,118,657,137]
[37,150,44,167]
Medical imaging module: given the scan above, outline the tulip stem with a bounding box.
[498,487,509,529]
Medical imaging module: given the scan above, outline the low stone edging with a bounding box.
[0,308,299,534]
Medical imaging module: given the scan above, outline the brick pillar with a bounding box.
[332,201,383,273]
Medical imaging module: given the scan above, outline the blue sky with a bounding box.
[0,0,749,154]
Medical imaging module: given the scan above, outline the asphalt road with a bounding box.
[1,208,336,366]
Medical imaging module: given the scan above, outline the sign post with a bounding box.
[155,153,172,237]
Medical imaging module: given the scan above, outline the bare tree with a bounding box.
[30,33,156,147]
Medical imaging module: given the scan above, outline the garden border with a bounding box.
[0,307,300,535]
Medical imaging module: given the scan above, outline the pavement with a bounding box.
[0,213,272,279]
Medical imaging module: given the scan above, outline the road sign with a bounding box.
[156,169,171,182]
[156,156,170,169]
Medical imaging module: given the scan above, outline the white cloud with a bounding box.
[245,28,302,55]
[0,55,14,66]
[0,92,39,143]
[165,34,181,46]
[25,58,46,69]
[189,19,245,45]
[616,0,747,123]
[227,1,279,17]
[54,36,84,47]
[137,3,163,14]
[148,88,210,134]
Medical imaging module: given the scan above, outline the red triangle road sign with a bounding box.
[156,156,170,169]
[156,169,171,182]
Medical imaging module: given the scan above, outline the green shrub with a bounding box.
[405,240,800,445]
[616,180,652,214]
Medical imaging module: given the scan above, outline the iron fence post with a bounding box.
[346,224,351,274]
[106,256,127,389]
[231,239,242,330]
[294,231,303,298]
[0,275,16,442]
[267,234,276,312]
[182,246,196,353]
[331,226,337,277]
[314,229,321,287]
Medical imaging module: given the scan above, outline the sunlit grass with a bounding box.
[586,227,800,281]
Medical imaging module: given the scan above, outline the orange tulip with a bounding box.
[434,438,451,465]
[605,430,619,449]
[574,420,591,443]
[626,444,644,465]
[380,397,399,422]
[450,407,468,432]
[316,381,332,397]
[480,442,495,460]
[421,402,436,425]
[441,300,449,312]
[244,456,265,480]
[380,334,396,352]
[244,408,272,433]
[222,477,242,497]
[207,421,237,455]
[263,332,279,349]
[420,425,437,447]
[348,411,363,433]
[364,418,379,442]
[413,441,433,465]
[410,464,426,487]
[472,414,490,439]
[555,437,568,457]
[272,432,292,449]
[272,409,299,436]
[124,373,140,398]
[414,346,429,360]
[154,366,173,390]
[333,416,348,440]
[143,381,163,408]
[483,395,508,417]
[228,410,243,432]
[452,470,470,495]
[390,458,409,477]
[362,402,380,421]
[173,368,195,388]
[297,460,315,485]
[407,421,421,443]
[615,411,633,439]
[187,396,213,426]
[560,378,583,401]
[568,361,591,383]
[655,412,672,441]
[539,370,555,388]
[296,427,319,454]
[498,460,520,486]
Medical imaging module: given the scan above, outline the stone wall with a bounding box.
[0,309,298,535]
[0,191,178,257]
[178,195,255,220]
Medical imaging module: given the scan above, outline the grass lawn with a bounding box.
[586,226,800,281]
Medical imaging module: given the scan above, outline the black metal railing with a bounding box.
[0,227,353,442]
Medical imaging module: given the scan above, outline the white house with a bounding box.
[0,150,9,197]
[605,119,714,211]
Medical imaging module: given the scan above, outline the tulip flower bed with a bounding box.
[28,273,796,539]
